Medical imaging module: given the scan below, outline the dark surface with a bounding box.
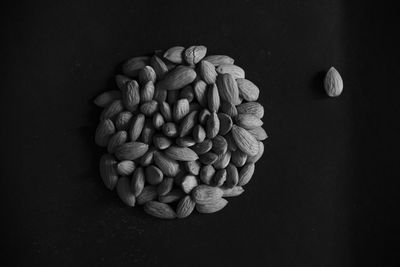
[1,0,399,266]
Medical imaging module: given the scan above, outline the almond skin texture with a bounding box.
[95,119,115,147]
[207,83,220,112]
[235,114,263,130]
[164,146,199,161]
[94,90,121,107]
[136,185,157,205]
[248,127,268,141]
[217,73,241,105]
[150,55,168,79]
[236,78,260,101]
[163,46,185,64]
[221,186,244,197]
[131,167,145,197]
[153,151,180,177]
[231,125,259,156]
[107,131,127,154]
[203,55,234,66]
[100,99,124,120]
[191,185,223,204]
[122,56,149,77]
[216,64,245,79]
[236,102,264,118]
[176,195,196,218]
[193,80,208,107]
[129,113,145,141]
[157,66,197,91]
[196,198,228,213]
[116,177,136,207]
[115,142,149,160]
[99,154,119,190]
[184,45,207,65]
[199,60,217,84]
[238,163,255,186]
[121,80,140,111]
[144,201,177,219]
[324,67,343,97]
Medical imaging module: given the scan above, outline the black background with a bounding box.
[1,0,399,266]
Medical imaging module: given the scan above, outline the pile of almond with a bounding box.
[94,45,267,219]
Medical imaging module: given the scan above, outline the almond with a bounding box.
[247,141,264,163]
[136,185,157,205]
[199,152,219,165]
[163,46,185,64]
[231,125,259,156]
[238,163,255,186]
[131,167,145,197]
[179,85,195,102]
[140,81,155,102]
[178,110,198,137]
[129,113,145,141]
[199,60,217,84]
[115,75,131,90]
[220,101,238,117]
[153,87,167,102]
[225,163,239,188]
[206,112,220,139]
[107,130,127,153]
[212,169,227,187]
[153,151,180,177]
[231,149,247,167]
[191,139,213,155]
[100,99,124,120]
[114,111,133,131]
[203,55,234,66]
[157,66,197,91]
[167,89,179,105]
[212,135,228,155]
[196,198,228,213]
[150,55,168,80]
[184,45,207,65]
[152,112,165,130]
[221,186,244,197]
[141,120,156,144]
[217,113,233,135]
[184,160,200,175]
[116,160,135,176]
[159,102,172,122]
[236,102,264,118]
[138,65,156,85]
[181,175,198,193]
[95,119,115,147]
[144,201,177,219]
[153,134,172,150]
[248,127,268,141]
[115,142,149,160]
[158,189,184,203]
[192,125,206,143]
[236,78,259,101]
[94,90,121,107]
[175,137,196,147]
[198,108,211,125]
[162,122,178,137]
[191,185,223,204]
[145,165,164,185]
[193,80,208,107]
[213,151,231,170]
[216,64,245,79]
[176,195,196,218]
[140,100,158,116]
[165,146,199,161]
[207,83,220,112]
[217,73,241,105]
[140,147,156,167]
[99,154,119,190]
[116,177,136,207]
[122,56,149,77]
[121,80,140,112]
[157,177,174,196]
[200,165,215,185]
[324,67,343,97]
[235,114,263,130]
[173,98,190,122]
[225,132,238,151]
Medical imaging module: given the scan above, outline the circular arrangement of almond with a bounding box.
[94,45,267,219]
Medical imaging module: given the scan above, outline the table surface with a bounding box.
[1,0,399,266]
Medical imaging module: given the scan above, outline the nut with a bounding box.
[324,67,343,97]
